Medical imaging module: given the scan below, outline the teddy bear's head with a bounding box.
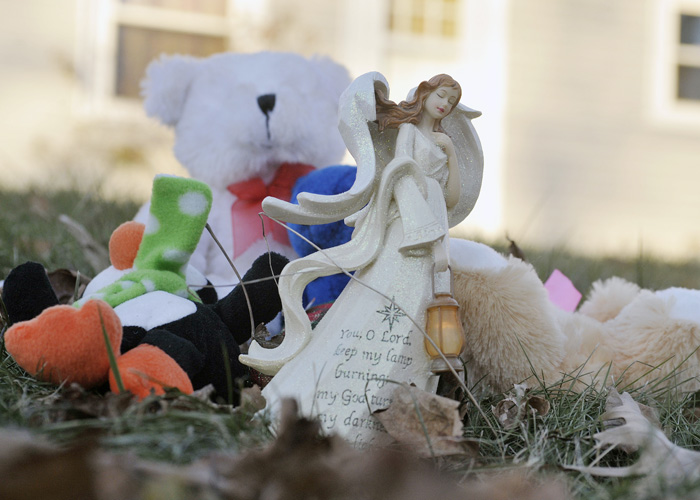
[142,51,351,187]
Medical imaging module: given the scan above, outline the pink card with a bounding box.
[544,269,582,312]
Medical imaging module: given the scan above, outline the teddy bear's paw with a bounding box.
[4,299,122,388]
[110,344,193,400]
[579,277,641,322]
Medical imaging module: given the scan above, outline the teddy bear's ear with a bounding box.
[141,54,200,126]
[309,55,352,101]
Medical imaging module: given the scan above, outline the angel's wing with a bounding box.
[262,72,388,225]
[442,103,484,227]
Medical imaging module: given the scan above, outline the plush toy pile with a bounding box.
[6,48,699,407]
[5,177,700,402]
[2,175,287,403]
[3,50,355,402]
[138,51,352,296]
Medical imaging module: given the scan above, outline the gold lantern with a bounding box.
[424,267,466,374]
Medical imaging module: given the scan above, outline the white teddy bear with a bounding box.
[138,51,351,292]
[450,239,700,396]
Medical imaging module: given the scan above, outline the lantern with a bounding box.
[424,268,466,374]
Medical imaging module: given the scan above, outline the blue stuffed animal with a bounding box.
[288,165,356,307]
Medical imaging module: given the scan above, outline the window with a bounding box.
[77,0,232,110]
[648,1,700,128]
[388,0,460,39]
[114,0,230,99]
[678,14,700,101]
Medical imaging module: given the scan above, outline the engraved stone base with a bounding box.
[260,220,441,448]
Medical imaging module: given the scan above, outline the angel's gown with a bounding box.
[251,121,455,447]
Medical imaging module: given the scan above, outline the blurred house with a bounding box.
[1,0,699,260]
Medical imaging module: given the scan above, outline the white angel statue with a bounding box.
[240,72,483,447]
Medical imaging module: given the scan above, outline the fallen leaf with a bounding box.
[463,470,570,500]
[31,383,236,426]
[32,384,136,424]
[239,384,267,412]
[0,401,571,500]
[251,322,283,349]
[493,386,550,429]
[213,398,481,499]
[601,387,660,453]
[373,384,480,458]
[0,429,97,500]
[189,384,217,402]
[48,268,91,304]
[165,384,239,413]
[493,398,519,428]
[566,388,700,487]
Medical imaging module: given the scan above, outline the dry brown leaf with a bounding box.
[566,388,700,487]
[601,387,660,453]
[493,385,550,429]
[0,429,97,500]
[32,384,135,424]
[493,399,519,428]
[604,387,660,428]
[201,399,483,499]
[0,402,571,500]
[189,384,217,401]
[251,322,284,349]
[464,470,571,500]
[48,268,91,304]
[239,384,267,412]
[165,384,239,413]
[32,384,239,425]
[372,384,479,458]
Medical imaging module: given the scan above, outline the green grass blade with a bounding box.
[97,304,124,393]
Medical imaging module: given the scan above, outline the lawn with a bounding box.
[2,187,700,499]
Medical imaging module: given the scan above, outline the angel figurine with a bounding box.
[240,72,483,447]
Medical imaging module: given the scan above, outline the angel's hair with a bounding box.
[375,74,461,133]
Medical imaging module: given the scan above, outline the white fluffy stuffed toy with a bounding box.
[451,240,700,396]
[138,51,351,291]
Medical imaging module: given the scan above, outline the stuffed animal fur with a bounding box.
[138,51,351,291]
[451,240,700,396]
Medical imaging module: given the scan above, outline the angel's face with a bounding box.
[424,86,459,122]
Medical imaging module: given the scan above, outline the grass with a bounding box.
[3,187,700,498]
[0,188,138,278]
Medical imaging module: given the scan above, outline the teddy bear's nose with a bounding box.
[257,94,276,116]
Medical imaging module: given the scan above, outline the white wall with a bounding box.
[0,0,79,189]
